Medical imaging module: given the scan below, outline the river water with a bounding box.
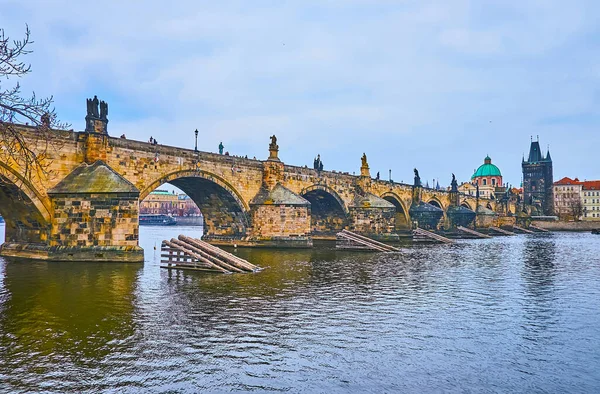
[0,224,599,393]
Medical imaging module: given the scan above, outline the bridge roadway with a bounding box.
[0,124,508,262]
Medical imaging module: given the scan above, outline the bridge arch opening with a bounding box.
[0,174,50,244]
[141,171,249,240]
[461,202,473,210]
[300,186,348,236]
[381,193,410,231]
[428,199,443,210]
[486,202,494,211]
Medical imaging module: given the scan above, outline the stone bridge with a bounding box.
[0,117,515,262]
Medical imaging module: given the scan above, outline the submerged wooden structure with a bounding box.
[161,235,260,273]
[513,225,535,234]
[413,227,455,244]
[489,227,516,236]
[529,225,549,233]
[456,226,492,239]
[336,230,400,252]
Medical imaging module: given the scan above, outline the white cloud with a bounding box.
[1,0,599,184]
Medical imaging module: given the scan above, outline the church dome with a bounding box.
[471,156,501,179]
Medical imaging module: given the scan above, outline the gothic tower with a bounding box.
[522,138,553,215]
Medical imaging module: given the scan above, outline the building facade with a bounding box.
[139,189,179,215]
[458,182,477,196]
[522,139,553,215]
[177,194,202,216]
[553,178,600,221]
[140,190,203,216]
[553,177,583,220]
[582,181,600,221]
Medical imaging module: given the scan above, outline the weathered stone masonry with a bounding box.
[0,123,508,262]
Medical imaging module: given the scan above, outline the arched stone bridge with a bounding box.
[0,123,512,262]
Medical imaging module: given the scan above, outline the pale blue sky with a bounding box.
[2,0,599,187]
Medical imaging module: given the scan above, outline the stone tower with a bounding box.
[522,138,553,215]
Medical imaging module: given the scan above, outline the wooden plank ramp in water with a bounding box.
[489,227,516,236]
[513,225,535,234]
[413,228,455,244]
[336,229,400,252]
[161,235,260,273]
[456,226,492,239]
[529,225,550,233]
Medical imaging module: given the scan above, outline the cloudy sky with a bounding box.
[2,0,599,187]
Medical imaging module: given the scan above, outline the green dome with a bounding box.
[471,156,501,179]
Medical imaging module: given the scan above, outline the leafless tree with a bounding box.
[0,25,69,184]
[568,198,584,221]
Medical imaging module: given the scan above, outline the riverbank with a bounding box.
[532,220,600,231]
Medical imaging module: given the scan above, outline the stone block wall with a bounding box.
[348,207,396,235]
[475,214,497,228]
[50,192,139,247]
[311,214,346,235]
[250,204,311,238]
[84,133,109,164]
[497,216,517,227]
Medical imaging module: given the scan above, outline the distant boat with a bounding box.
[139,214,177,226]
[593,229,600,235]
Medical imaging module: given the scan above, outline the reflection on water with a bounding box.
[1,224,600,392]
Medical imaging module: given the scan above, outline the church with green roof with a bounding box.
[463,156,503,199]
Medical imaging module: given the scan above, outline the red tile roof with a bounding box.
[554,177,581,185]
[583,180,600,190]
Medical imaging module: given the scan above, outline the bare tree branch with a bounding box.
[0,25,69,192]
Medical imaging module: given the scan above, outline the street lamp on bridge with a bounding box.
[194,129,199,152]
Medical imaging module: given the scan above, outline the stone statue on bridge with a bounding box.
[361,153,368,168]
[451,173,458,192]
[270,135,278,150]
[268,135,279,161]
[86,97,94,117]
[92,95,99,117]
[414,168,421,187]
[86,95,108,120]
[314,154,323,171]
[100,100,108,120]
[219,142,224,155]
[85,95,108,133]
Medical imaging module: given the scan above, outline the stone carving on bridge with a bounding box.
[314,154,324,172]
[361,153,368,168]
[100,100,108,120]
[413,168,421,187]
[268,135,279,161]
[451,173,458,192]
[85,95,109,134]
[360,153,370,177]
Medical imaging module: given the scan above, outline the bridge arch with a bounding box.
[140,169,250,239]
[0,163,52,243]
[300,184,348,235]
[380,192,410,230]
[461,200,476,211]
[427,197,445,211]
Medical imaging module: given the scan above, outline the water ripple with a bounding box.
[1,228,600,392]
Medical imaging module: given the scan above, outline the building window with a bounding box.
[483,179,487,186]
[492,179,496,186]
